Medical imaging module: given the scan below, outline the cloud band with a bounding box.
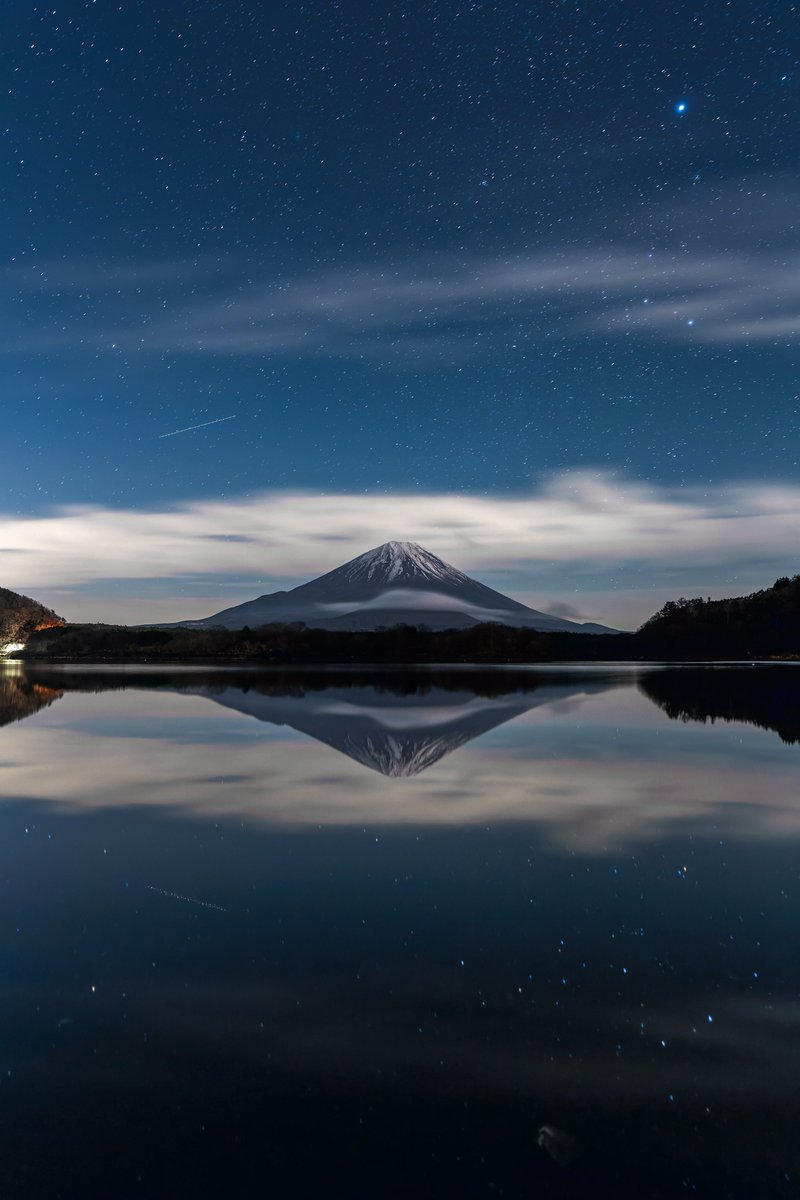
[1,473,797,618]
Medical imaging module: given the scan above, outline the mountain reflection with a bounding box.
[638,666,800,745]
[2,665,800,771]
[5,666,627,776]
[175,671,631,776]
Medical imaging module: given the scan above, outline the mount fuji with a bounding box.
[182,541,617,634]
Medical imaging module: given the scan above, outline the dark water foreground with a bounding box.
[1,661,799,1199]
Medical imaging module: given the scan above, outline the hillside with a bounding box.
[0,587,65,652]
[634,574,800,658]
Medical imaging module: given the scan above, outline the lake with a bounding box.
[1,661,799,1198]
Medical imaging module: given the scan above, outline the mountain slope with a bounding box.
[185,541,617,634]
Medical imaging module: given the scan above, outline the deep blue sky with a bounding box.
[5,0,799,504]
[2,1,799,623]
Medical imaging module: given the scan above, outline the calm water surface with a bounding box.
[1,661,799,1198]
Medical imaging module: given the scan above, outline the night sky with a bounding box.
[2,1,799,624]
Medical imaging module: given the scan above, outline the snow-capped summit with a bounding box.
[181,540,618,634]
[336,541,471,588]
[347,542,465,583]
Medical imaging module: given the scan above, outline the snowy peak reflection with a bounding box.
[188,685,545,776]
[10,666,625,775]
[6,665,800,764]
[174,671,626,776]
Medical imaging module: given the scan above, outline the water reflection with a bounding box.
[0,664,63,727]
[0,664,798,848]
[0,663,799,1197]
[5,663,800,763]
[4,664,632,774]
[639,666,800,744]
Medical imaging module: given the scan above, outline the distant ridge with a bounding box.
[179,541,618,634]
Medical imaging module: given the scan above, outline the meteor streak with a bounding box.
[159,415,236,438]
[147,885,227,911]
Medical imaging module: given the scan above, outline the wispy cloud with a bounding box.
[0,473,797,623]
[6,198,800,358]
[97,248,800,351]
[138,251,748,354]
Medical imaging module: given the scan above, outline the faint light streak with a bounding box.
[147,885,227,911]
[159,416,236,438]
